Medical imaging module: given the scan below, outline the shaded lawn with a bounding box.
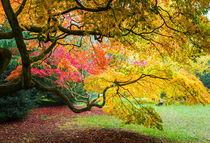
[0,104,209,143]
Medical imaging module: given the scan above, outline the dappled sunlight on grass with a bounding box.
[58,104,210,143]
[0,104,209,142]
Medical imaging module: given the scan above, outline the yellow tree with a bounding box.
[0,0,209,129]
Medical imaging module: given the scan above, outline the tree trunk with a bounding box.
[1,0,32,88]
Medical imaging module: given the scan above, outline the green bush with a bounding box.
[0,90,39,122]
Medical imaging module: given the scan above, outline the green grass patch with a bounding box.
[58,104,210,143]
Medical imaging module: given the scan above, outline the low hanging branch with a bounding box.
[30,40,57,63]
[32,78,110,113]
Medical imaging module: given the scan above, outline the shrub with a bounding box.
[0,90,39,122]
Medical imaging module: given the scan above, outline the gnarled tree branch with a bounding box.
[30,40,57,63]
[33,79,109,113]
[55,0,113,16]
[15,0,27,16]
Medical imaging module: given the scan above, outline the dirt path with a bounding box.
[0,106,165,143]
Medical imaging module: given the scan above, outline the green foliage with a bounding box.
[0,90,39,122]
[65,81,99,104]
[196,70,210,89]
[0,27,17,49]
[33,76,77,106]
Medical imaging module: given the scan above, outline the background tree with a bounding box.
[0,0,209,129]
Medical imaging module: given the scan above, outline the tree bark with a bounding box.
[0,47,12,76]
[1,0,32,88]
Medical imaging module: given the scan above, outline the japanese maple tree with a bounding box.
[0,0,209,129]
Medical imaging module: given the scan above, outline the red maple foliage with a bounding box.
[0,106,163,143]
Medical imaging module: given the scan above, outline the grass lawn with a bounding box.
[58,104,210,143]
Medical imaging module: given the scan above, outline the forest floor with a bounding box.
[0,105,164,143]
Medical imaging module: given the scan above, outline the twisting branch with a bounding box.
[75,0,113,11]
[58,25,112,37]
[66,82,89,100]
[158,6,172,21]
[33,78,114,113]
[0,23,112,40]
[30,40,57,63]
[121,86,142,105]
[54,7,82,16]
[57,36,83,48]
[137,23,165,35]
[55,0,113,15]
[33,79,81,113]
[15,0,27,16]
[114,74,168,87]
[157,10,182,33]
[122,22,164,38]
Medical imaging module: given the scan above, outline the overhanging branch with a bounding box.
[55,0,113,16]
[30,40,57,63]
[33,79,110,113]
[15,0,27,16]
[58,25,112,37]
[114,74,168,87]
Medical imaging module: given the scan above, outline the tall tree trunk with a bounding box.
[1,0,32,88]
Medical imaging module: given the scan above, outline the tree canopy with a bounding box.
[0,0,209,130]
